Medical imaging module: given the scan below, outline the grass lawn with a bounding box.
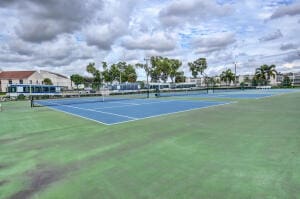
[0,92,300,199]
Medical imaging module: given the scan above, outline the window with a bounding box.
[29,80,32,84]
[8,80,12,84]
[43,87,49,92]
[8,86,16,93]
[19,79,23,84]
[50,87,55,92]
[36,80,39,84]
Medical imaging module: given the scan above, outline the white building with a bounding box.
[0,70,72,92]
[185,74,280,87]
[276,72,300,86]
[185,77,205,87]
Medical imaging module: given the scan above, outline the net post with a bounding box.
[30,96,33,108]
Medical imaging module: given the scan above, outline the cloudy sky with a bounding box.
[0,0,299,79]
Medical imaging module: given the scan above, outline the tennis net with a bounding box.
[156,88,208,97]
[212,86,256,93]
[31,90,148,107]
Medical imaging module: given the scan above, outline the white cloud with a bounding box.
[280,43,297,51]
[259,29,283,42]
[191,32,236,54]
[270,2,300,19]
[159,0,233,27]
[0,0,299,77]
[121,32,177,52]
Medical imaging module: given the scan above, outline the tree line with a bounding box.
[70,55,285,89]
[71,56,195,89]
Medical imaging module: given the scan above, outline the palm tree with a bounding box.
[255,64,277,85]
[255,67,266,85]
[265,64,277,84]
[220,69,235,86]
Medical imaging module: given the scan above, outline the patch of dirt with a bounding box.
[9,167,65,199]
[0,164,9,169]
[0,137,22,144]
[0,180,8,186]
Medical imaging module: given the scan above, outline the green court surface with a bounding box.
[0,92,300,199]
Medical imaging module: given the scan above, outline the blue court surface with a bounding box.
[160,88,300,99]
[39,99,232,125]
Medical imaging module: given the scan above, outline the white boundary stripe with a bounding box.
[107,101,140,105]
[255,90,299,100]
[93,100,178,110]
[40,101,137,119]
[66,105,137,119]
[108,101,237,125]
[39,105,110,125]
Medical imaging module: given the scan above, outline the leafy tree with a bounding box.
[150,56,163,82]
[83,77,94,88]
[169,59,182,83]
[188,58,207,78]
[109,64,121,83]
[220,69,235,86]
[70,74,84,89]
[86,62,97,75]
[175,72,186,83]
[105,62,138,84]
[149,56,182,83]
[149,57,162,82]
[86,62,102,90]
[118,62,137,83]
[124,64,137,82]
[102,62,112,83]
[43,78,53,85]
[160,58,170,83]
[138,57,182,83]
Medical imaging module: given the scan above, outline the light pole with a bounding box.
[144,58,150,98]
[119,67,124,91]
[233,55,238,87]
[234,61,237,87]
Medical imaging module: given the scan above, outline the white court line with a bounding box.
[93,100,178,110]
[38,105,110,125]
[106,101,140,105]
[108,101,237,125]
[255,91,296,100]
[39,101,137,119]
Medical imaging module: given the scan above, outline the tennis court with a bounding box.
[33,98,232,125]
[30,88,300,125]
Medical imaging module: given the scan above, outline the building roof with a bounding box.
[40,70,68,79]
[0,71,36,79]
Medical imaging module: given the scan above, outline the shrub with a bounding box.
[17,94,26,100]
